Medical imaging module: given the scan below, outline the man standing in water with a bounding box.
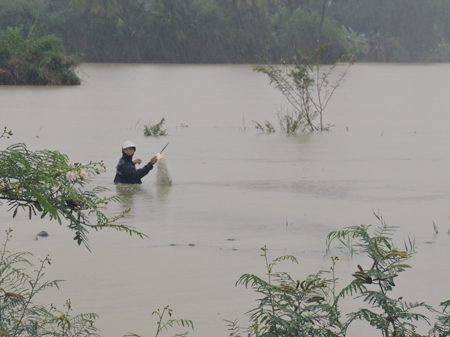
[114,141,158,184]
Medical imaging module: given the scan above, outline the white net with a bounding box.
[155,153,172,185]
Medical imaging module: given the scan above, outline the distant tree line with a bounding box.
[1,0,450,64]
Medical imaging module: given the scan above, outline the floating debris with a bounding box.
[37,231,48,237]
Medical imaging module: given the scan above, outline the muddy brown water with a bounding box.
[1,63,450,336]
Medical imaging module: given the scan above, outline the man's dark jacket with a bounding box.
[113,151,153,184]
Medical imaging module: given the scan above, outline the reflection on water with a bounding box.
[115,184,145,202]
[114,181,172,225]
[156,184,172,205]
[115,184,148,212]
[1,63,450,337]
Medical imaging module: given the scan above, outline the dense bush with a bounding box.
[0,27,80,85]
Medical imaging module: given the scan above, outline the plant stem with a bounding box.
[11,259,46,337]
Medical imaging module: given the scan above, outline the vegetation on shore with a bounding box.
[1,0,450,84]
[0,27,80,85]
[1,0,450,64]
[144,118,168,137]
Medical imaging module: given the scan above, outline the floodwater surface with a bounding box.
[1,63,450,336]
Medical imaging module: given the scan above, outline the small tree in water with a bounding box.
[253,47,354,133]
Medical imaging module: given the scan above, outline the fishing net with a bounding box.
[156,153,172,185]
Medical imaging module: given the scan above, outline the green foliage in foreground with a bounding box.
[0,229,100,336]
[0,127,145,250]
[0,229,193,337]
[230,214,450,336]
[0,27,80,85]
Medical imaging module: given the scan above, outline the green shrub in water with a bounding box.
[253,120,276,133]
[144,118,168,137]
[0,27,80,85]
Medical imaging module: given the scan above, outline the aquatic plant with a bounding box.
[231,214,449,336]
[0,127,145,250]
[253,47,354,133]
[253,120,275,133]
[144,118,168,137]
[0,228,100,336]
[276,106,304,134]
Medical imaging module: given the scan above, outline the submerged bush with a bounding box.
[253,120,276,133]
[0,26,80,85]
[144,118,168,137]
[253,47,354,133]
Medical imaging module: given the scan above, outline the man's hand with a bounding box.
[150,156,158,165]
[133,158,142,165]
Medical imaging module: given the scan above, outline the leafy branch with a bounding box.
[0,139,146,250]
